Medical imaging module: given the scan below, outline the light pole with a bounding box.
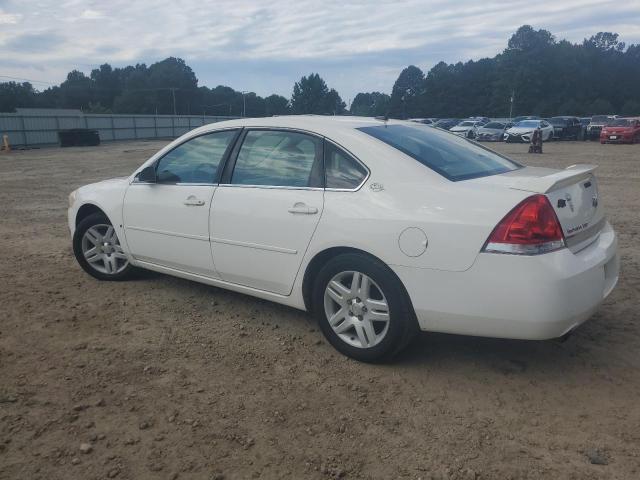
[240,91,249,117]
[169,88,178,115]
[509,90,515,121]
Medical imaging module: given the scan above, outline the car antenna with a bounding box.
[374,114,389,127]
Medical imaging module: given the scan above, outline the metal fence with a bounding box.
[0,113,240,147]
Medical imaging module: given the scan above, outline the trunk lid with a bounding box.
[473,164,605,252]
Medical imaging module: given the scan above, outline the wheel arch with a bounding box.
[301,246,416,317]
[75,203,108,227]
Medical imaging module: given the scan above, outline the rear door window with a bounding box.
[231,130,322,187]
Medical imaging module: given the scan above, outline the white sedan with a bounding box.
[68,116,619,362]
[449,120,484,138]
[504,119,554,143]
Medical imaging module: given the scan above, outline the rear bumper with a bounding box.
[392,222,619,340]
[600,134,633,143]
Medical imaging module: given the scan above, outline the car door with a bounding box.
[209,129,324,295]
[123,129,239,276]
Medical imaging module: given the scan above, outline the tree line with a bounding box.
[384,26,640,118]
[0,59,346,116]
[1,26,639,118]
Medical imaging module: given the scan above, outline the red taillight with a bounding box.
[483,194,565,255]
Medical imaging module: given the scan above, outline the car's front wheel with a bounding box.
[312,253,417,362]
[73,212,134,281]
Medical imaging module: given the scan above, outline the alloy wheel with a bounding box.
[81,224,129,275]
[323,271,390,348]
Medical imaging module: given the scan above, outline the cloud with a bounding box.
[1,0,639,99]
[80,9,104,20]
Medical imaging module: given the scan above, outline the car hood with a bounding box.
[477,128,502,134]
[450,125,473,131]
[78,176,129,194]
[506,127,535,134]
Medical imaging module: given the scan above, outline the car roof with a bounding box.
[194,115,403,139]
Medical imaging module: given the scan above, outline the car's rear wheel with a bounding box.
[312,253,417,362]
[73,212,134,281]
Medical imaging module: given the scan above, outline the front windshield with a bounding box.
[483,122,505,129]
[516,120,540,128]
[357,124,521,182]
[608,119,631,127]
[591,116,611,123]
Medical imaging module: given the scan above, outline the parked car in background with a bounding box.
[549,116,582,140]
[512,115,540,123]
[476,121,511,142]
[600,118,640,144]
[579,117,591,140]
[67,116,619,362]
[504,119,554,143]
[408,118,436,125]
[450,120,484,138]
[587,115,616,140]
[468,116,490,124]
[433,118,460,130]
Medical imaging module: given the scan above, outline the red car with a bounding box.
[600,118,640,144]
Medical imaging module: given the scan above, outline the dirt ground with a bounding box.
[1,137,639,480]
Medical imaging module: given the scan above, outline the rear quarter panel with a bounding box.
[303,136,530,273]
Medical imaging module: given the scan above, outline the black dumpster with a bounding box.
[58,129,100,147]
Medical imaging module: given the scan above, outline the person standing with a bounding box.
[529,126,543,153]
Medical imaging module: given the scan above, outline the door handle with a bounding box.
[184,196,205,206]
[288,202,318,215]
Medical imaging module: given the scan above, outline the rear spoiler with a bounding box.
[509,164,598,194]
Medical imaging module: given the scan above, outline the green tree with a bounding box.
[264,94,290,116]
[584,32,625,51]
[588,99,614,115]
[90,64,122,110]
[350,92,390,116]
[59,70,93,110]
[326,88,346,114]
[290,73,344,114]
[621,100,640,116]
[0,82,37,112]
[389,65,425,118]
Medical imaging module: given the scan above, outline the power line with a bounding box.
[0,75,57,86]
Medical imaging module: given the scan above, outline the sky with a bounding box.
[2,0,640,103]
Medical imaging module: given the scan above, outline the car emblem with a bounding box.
[370,182,384,192]
[564,193,574,212]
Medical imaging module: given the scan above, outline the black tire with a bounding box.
[312,253,418,362]
[73,212,135,281]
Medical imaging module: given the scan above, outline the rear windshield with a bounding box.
[357,124,521,181]
[591,116,611,123]
[609,119,630,126]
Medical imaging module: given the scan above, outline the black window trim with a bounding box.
[132,128,242,186]
[323,138,370,192]
[219,127,326,191]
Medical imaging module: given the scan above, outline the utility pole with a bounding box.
[170,88,177,115]
[241,91,248,117]
[509,90,514,121]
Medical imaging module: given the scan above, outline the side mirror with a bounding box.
[137,165,156,183]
